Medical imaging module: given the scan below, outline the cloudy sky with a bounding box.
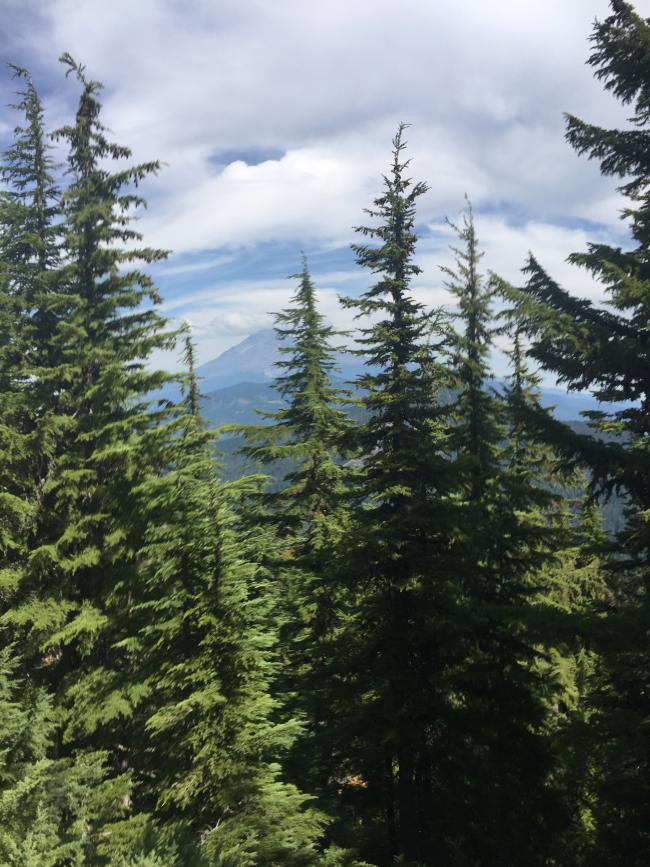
[1,0,647,375]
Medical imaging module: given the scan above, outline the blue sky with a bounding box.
[1,0,646,376]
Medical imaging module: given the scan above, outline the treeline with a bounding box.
[0,1,648,864]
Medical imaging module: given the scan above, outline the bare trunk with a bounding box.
[398,742,420,861]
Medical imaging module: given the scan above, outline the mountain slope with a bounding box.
[197,329,280,391]
[197,329,613,421]
[197,328,366,392]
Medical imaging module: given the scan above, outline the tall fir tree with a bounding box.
[131,335,330,865]
[239,258,354,819]
[1,56,179,855]
[242,256,351,558]
[442,198,502,500]
[334,123,460,864]
[0,202,29,593]
[505,2,650,860]
[442,214,567,865]
[0,66,63,660]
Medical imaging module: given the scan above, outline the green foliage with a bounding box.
[443,197,502,498]
[441,212,568,864]
[233,261,357,839]
[3,12,646,862]
[0,65,63,655]
[0,647,163,865]
[240,256,352,552]
[132,337,328,863]
[1,54,176,726]
[505,2,650,861]
[334,124,461,864]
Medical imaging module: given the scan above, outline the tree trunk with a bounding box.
[398,742,420,861]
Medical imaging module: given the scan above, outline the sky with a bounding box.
[1,0,648,376]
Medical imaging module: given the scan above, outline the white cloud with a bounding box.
[152,211,614,368]
[151,253,237,278]
[157,276,358,367]
[2,0,646,373]
[419,216,618,302]
[5,0,646,255]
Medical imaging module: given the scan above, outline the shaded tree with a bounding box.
[505,3,650,860]
[334,124,459,864]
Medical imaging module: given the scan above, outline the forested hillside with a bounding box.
[194,343,627,533]
[0,2,649,864]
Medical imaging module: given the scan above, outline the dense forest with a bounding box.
[0,1,649,864]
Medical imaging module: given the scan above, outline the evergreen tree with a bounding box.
[1,55,178,854]
[242,256,351,558]
[497,319,611,865]
[505,2,650,860]
[0,645,151,865]
[537,494,609,865]
[442,217,566,864]
[503,329,604,864]
[0,66,63,661]
[133,335,329,865]
[442,198,502,499]
[0,213,30,593]
[335,123,459,864]
[239,258,353,818]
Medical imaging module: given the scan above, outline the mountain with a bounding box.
[200,378,606,432]
[197,328,366,392]
[536,387,604,421]
[201,378,367,432]
[199,331,628,532]
[196,329,280,391]
[194,328,638,431]
[197,329,616,420]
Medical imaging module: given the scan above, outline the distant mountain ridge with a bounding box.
[197,329,279,390]
[197,328,367,392]
[198,329,606,423]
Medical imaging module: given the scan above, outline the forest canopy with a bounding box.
[1,2,649,864]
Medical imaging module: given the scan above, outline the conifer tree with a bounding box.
[504,3,650,860]
[0,63,172,864]
[239,258,351,656]
[0,66,62,655]
[503,330,602,861]
[0,221,30,593]
[536,494,609,864]
[133,335,329,865]
[1,56,178,854]
[443,217,566,864]
[239,258,353,815]
[442,199,502,499]
[335,123,459,864]
[0,646,152,865]
[497,323,611,864]
[243,256,351,558]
